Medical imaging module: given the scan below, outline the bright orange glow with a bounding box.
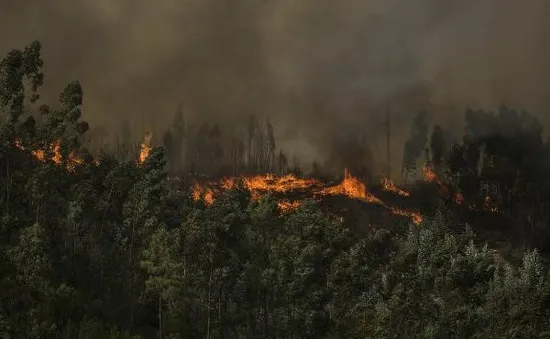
[389,207,423,225]
[67,151,85,172]
[51,140,62,165]
[319,169,383,204]
[138,132,152,164]
[32,149,45,161]
[192,182,215,205]
[423,165,437,183]
[242,173,321,193]
[15,139,86,172]
[423,164,450,197]
[381,177,410,197]
[278,200,301,212]
[188,169,424,225]
[220,177,237,190]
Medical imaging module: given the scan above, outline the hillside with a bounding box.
[2,41,550,339]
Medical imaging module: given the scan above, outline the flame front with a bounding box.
[190,169,423,225]
[278,200,301,212]
[242,174,321,193]
[381,178,410,197]
[319,169,383,204]
[389,207,423,225]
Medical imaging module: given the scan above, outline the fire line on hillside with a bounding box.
[191,168,424,225]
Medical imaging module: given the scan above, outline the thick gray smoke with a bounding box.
[2,0,550,177]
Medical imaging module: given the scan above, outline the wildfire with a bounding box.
[190,169,423,225]
[423,165,437,183]
[51,140,62,165]
[278,200,302,213]
[67,151,85,172]
[192,182,215,205]
[422,164,450,196]
[320,169,383,204]
[389,207,423,225]
[242,173,321,193]
[14,139,84,172]
[138,132,153,164]
[220,177,237,190]
[381,178,410,197]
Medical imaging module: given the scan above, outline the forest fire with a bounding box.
[422,164,451,197]
[319,169,383,204]
[381,177,410,197]
[389,207,423,225]
[190,169,424,224]
[138,132,153,164]
[192,182,215,205]
[242,174,321,193]
[14,139,84,172]
[277,200,302,212]
[423,165,437,183]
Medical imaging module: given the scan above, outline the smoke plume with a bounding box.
[2,0,550,176]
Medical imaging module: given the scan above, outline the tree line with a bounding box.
[3,41,550,338]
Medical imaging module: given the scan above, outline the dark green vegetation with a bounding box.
[3,42,550,339]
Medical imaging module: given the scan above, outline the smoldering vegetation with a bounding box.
[2,0,550,176]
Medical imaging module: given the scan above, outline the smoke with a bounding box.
[2,0,550,176]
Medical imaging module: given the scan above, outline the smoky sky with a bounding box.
[2,0,550,176]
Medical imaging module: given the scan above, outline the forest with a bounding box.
[2,41,550,339]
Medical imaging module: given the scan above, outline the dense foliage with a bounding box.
[2,42,550,339]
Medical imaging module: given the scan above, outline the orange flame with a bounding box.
[320,169,382,204]
[381,178,410,197]
[66,151,85,172]
[242,173,320,193]
[220,177,237,190]
[278,200,301,212]
[423,165,437,183]
[192,182,215,205]
[389,207,423,225]
[188,169,423,225]
[423,164,450,197]
[32,149,45,161]
[51,140,62,165]
[138,133,152,164]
